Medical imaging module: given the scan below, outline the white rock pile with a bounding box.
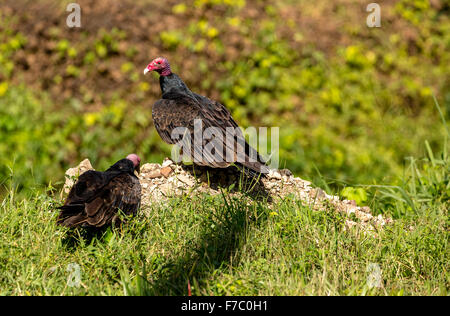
[63,158,393,233]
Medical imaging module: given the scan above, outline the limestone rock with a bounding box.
[161,158,174,168]
[160,166,173,178]
[63,157,392,233]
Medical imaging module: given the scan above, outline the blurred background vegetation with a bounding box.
[0,0,448,194]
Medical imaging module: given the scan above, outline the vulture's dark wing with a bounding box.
[152,95,199,145]
[58,172,141,228]
[62,170,111,205]
[193,93,269,168]
[152,93,269,173]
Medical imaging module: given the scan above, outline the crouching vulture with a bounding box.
[57,154,141,228]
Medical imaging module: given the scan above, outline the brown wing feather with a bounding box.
[152,97,200,145]
[152,94,269,173]
[58,173,141,228]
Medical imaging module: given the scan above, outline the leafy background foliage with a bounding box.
[0,0,448,193]
[0,0,448,296]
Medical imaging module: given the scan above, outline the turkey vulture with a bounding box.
[57,154,142,228]
[144,57,270,177]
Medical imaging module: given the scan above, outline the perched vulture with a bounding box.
[57,154,142,228]
[144,57,270,178]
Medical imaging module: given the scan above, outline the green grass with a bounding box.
[0,0,447,296]
[0,141,447,296]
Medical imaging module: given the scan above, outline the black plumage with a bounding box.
[57,157,141,228]
[145,57,270,177]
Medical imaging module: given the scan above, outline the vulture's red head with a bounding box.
[126,153,141,173]
[144,57,172,76]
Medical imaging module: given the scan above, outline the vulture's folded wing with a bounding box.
[58,173,141,228]
[153,93,269,173]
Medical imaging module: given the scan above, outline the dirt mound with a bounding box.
[63,158,393,233]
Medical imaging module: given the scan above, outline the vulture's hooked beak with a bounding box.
[144,64,156,75]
